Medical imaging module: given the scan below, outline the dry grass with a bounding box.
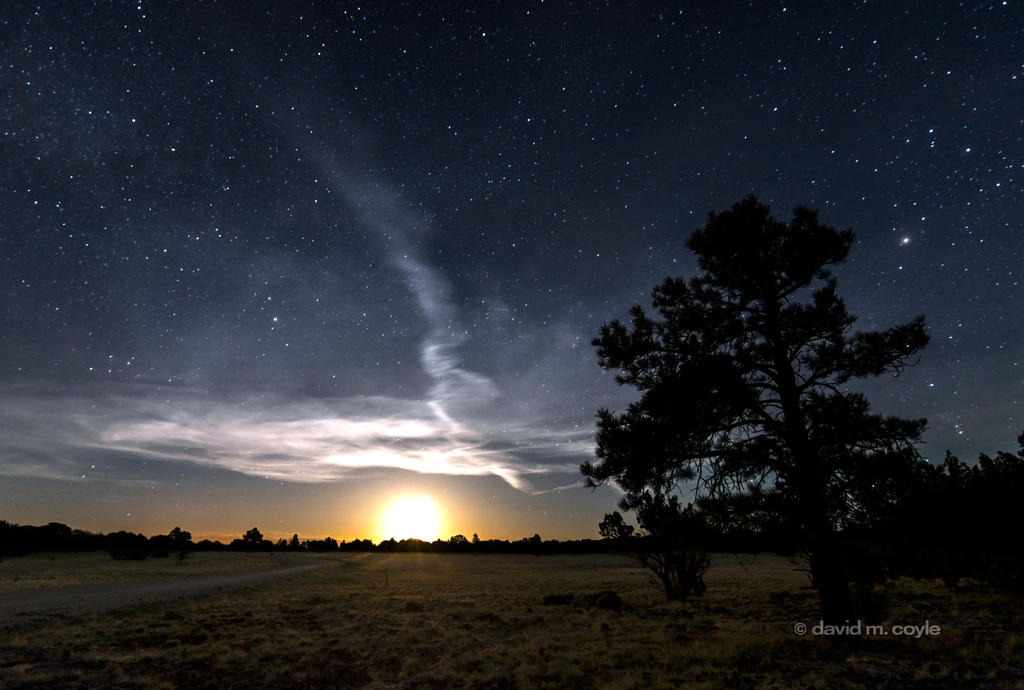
[0,552,289,592]
[0,552,1021,688]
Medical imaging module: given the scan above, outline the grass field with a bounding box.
[0,551,1021,688]
[0,551,289,592]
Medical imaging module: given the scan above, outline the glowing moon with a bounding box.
[379,495,441,541]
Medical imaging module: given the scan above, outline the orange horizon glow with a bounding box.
[3,470,620,545]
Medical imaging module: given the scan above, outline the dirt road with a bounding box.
[0,561,324,622]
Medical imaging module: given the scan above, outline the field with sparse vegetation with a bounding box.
[0,551,289,593]
[0,552,1021,688]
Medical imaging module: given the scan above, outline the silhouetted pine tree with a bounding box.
[583,196,929,623]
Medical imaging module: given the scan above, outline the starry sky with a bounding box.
[1,1,1021,542]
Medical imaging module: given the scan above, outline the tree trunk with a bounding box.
[663,574,681,602]
[762,298,855,624]
[809,535,854,624]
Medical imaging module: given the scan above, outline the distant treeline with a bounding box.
[0,521,770,560]
[0,522,616,558]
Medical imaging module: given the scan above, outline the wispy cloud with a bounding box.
[0,386,594,492]
[331,172,500,421]
[96,395,592,491]
[0,134,600,492]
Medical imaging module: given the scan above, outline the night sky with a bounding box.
[2,1,1021,542]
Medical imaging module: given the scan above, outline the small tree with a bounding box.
[601,499,709,602]
[598,511,634,542]
[528,533,542,557]
[242,527,264,551]
[169,526,192,565]
[583,196,929,622]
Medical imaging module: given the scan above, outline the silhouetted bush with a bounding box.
[842,432,1024,594]
[600,500,710,603]
[305,536,339,552]
[107,530,150,560]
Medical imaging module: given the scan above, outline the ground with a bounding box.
[0,551,1021,688]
